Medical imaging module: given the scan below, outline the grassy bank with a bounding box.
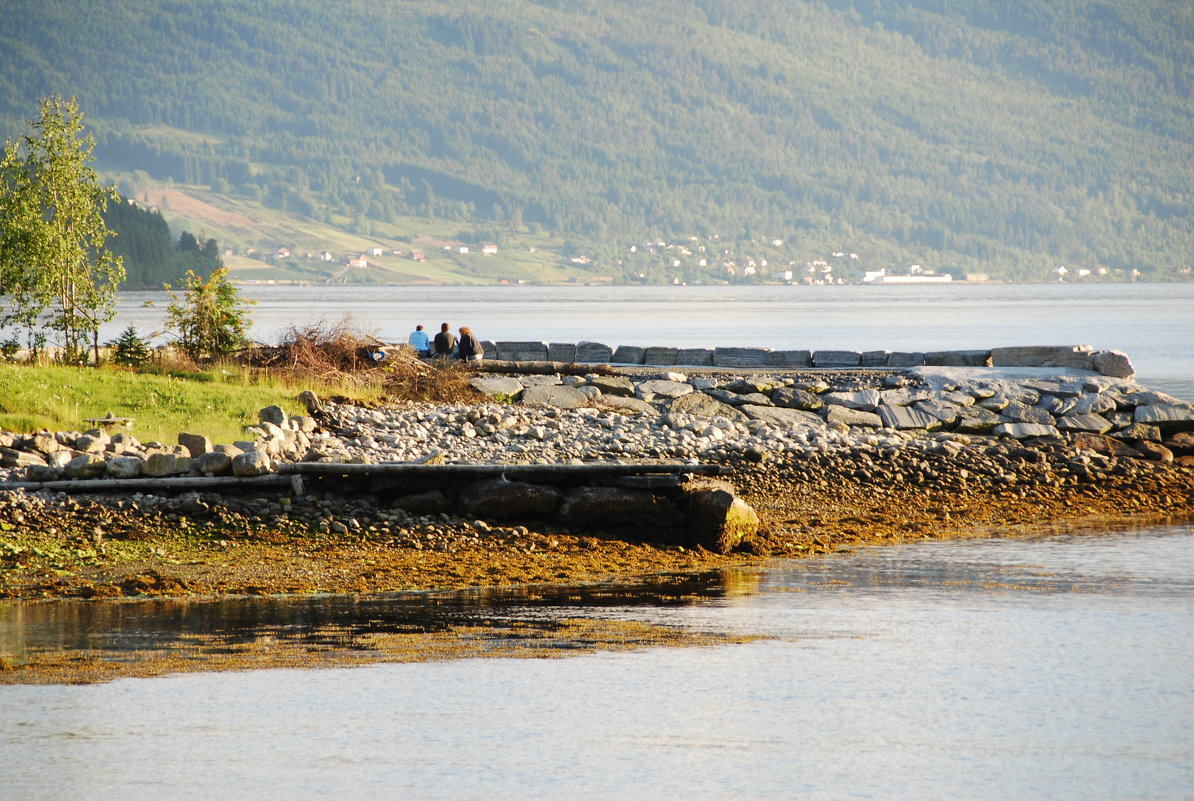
[0,363,353,444]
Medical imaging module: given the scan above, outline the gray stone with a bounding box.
[713,347,772,368]
[495,341,549,361]
[589,376,636,396]
[913,400,962,425]
[1092,349,1135,378]
[470,376,524,399]
[683,478,759,554]
[178,432,212,458]
[636,379,693,400]
[458,479,561,520]
[668,392,748,422]
[291,415,318,433]
[1,448,47,469]
[258,405,288,427]
[1036,395,1077,416]
[989,345,1094,370]
[557,486,683,529]
[814,350,861,368]
[887,351,926,368]
[735,393,772,406]
[144,452,192,477]
[1133,403,1194,432]
[1071,394,1118,416]
[64,453,107,479]
[924,350,991,367]
[825,405,883,428]
[1056,414,1114,434]
[766,350,813,368]
[1112,422,1162,442]
[520,384,591,409]
[481,340,498,360]
[25,464,63,482]
[74,434,108,454]
[547,342,577,363]
[876,404,941,430]
[518,374,562,387]
[993,422,1061,439]
[1024,378,1084,398]
[643,346,678,365]
[105,456,144,479]
[860,350,890,367]
[611,345,646,364]
[575,341,613,363]
[598,396,658,415]
[232,451,272,477]
[953,406,1004,433]
[676,348,714,366]
[31,432,63,454]
[740,405,824,428]
[823,389,881,412]
[392,490,451,514]
[1000,401,1056,426]
[770,387,824,411]
[193,451,233,475]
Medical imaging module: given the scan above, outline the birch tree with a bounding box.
[0,95,124,364]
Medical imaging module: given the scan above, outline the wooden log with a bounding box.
[278,461,723,479]
[0,474,292,493]
[474,360,614,376]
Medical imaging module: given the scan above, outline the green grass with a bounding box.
[0,363,372,445]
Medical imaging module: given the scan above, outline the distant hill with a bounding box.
[1,0,1190,282]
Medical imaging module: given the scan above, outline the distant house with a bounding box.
[457,245,470,254]
[276,248,290,258]
[348,255,369,269]
[369,247,384,257]
[319,251,334,262]
[409,250,425,261]
[481,242,498,255]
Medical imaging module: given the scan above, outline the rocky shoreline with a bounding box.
[2,358,1193,602]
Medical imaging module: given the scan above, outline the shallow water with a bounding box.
[2,523,1192,800]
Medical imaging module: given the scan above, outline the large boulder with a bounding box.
[193,451,234,475]
[771,387,824,411]
[589,376,635,396]
[557,486,683,529]
[231,451,272,477]
[599,396,658,415]
[823,389,881,412]
[767,350,813,367]
[64,453,107,480]
[105,456,144,479]
[1133,402,1194,433]
[876,404,942,430]
[669,392,748,422]
[611,345,646,364]
[1091,350,1135,378]
[458,479,561,520]
[521,384,591,409]
[1,448,47,469]
[636,379,693,400]
[813,350,861,368]
[495,341,549,361]
[258,405,288,427]
[990,345,1094,370]
[683,478,759,554]
[825,406,883,428]
[953,405,1004,433]
[1056,414,1114,434]
[924,350,991,367]
[643,346,679,365]
[178,432,212,458]
[143,452,192,477]
[547,342,577,363]
[713,347,771,368]
[575,341,613,362]
[740,404,824,428]
[676,348,715,366]
[993,422,1061,439]
[470,376,525,400]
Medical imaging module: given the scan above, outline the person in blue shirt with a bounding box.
[408,324,430,356]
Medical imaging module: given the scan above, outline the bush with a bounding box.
[165,267,255,362]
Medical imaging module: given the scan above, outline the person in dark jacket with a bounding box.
[433,322,456,357]
[457,326,482,361]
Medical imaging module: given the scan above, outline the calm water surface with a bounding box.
[2,524,1192,800]
[105,283,1194,400]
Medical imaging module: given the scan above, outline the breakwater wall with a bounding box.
[475,342,1136,378]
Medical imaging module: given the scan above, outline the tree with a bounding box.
[165,267,254,361]
[0,95,124,365]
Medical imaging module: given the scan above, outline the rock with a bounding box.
[683,478,760,554]
[989,345,1094,370]
[74,434,108,454]
[25,464,63,482]
[105,456,144,479]
[1071,433,1143,459]
[924,350,990,367]
[860,350,890,367]
[1134,441,1174,463]
[193,451,233,475]
[766,350,813,367]
[1091,349,1135,378]
[575,341,613,363]
[598,396,658,415]
[519,374,563,387]
[589,376,635,396]
[64,453,107,479]
[611,345,646,364]
[520,384,591,409]
[643,346,678,365]
[993,422,1061,439]
[495,341,549,361]
[876,404,941,430]
[713,347,771,368]
[291,415,318,433]
[481,340,498,360]
[813,350,861,368]
[470,376,524,399]
[913,399,962,425]
[999,401,1055,426]
[771,387,824,411]
[636,379,693,399]
[30,432,62,454]
[258,405,288,427]
[1,448,47,469]
[557,486,683,529]
[232,451,273,477]
[392,490,451,514]
[668,392,748,422]
[1113,422,1162,442]
[825,406,883,428]
[676,348,714,366]
[887,351,926,367]
[297,390,323,414]
[547,342,576,362]
[1056,414,1114,434]
[178,432,212,458]
[953,406,1004,433]
[1164,431,1194,456]
[458,478,561,520]
[143,452,192,477]
[1133,402,1194,433]
[823,389,881,412]
[740,405,824,428]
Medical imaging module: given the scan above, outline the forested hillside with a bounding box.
[103,199,223,289]
[1,0,1190,281]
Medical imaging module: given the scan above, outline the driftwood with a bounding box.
[278,461,723,479]
[0,474,293,494]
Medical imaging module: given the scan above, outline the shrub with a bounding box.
[105,325,152,367]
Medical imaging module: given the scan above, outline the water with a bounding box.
[104,282,1194,400]
[2,524,1193,800]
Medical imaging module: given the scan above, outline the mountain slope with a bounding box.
[1,0,1190,280]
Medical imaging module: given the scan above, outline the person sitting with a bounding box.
[433,322,456,357]
[408,324,430,356]
[456,326,482,362]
